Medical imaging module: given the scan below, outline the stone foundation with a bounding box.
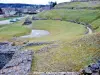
[0,42,33,75]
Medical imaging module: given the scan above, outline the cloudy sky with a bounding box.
[0,0,71,4]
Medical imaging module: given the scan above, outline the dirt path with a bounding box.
[87,27,93,34]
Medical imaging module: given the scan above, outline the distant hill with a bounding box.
[0,3,47,8]
[54,1,100,9]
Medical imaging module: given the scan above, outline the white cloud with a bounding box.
[0,0,71,4]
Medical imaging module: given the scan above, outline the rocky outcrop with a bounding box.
[29,72,79,75]
[25,41,55,47]
[80,60,100,75]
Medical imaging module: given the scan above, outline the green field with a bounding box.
[0,16,19,21]
[31,20,85,41]
[0,21,30,41]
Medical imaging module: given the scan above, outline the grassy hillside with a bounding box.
[31,32,100,72]
[36,9,100,31]
[55,1,100,9]
[91,18,100,32]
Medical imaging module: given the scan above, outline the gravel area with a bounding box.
[20,30,50,38]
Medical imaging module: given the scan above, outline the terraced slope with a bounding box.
[55,1,100,9]
[36,9,100,32]
[31,32,100,72]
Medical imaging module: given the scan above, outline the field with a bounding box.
[0,20,30,41]
[0,16,19,21]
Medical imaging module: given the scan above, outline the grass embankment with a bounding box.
[54,1,100,9]
[36,9,100,32]
[91,18,100,32]
[0,21,30,41]
[32,32,100,72]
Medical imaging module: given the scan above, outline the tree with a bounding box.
[49,1,57,9]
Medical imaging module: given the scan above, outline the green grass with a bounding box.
[0,16,19,21]
[91,18,100,32]
[0,21,30,40]
[26,20,86,52]
[54,1,100,9]
[29,20,86,42]
[36,9,100,23]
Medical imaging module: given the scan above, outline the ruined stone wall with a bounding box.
[0,42,33,75]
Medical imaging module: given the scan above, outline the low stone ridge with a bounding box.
[29,72,79,75]
[0,42,34,75]
[32,16,47,20]
[25,41,55,47]
[0,43,22,52]
[35,44,59,53]
[23,17,32,25]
